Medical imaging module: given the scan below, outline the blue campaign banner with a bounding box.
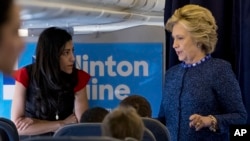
[0,42,163,118]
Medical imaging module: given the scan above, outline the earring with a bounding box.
[197,43,202,48]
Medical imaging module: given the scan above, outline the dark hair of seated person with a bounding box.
[120,94,152,117]
[80,106,109,123]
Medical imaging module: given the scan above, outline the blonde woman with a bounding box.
[158,4,247,141]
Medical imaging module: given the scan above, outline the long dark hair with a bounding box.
[29,27,77,119]
[32,27,73,89]
[0,0,13,39]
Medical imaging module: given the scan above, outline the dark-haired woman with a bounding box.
[11,27,90,136]
[0,0,24,75]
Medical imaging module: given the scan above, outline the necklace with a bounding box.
[55,93,60,120]
[55,112,59,120]
[182,54,211,68]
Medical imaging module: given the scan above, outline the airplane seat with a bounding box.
[142,117,171,141]
[0,117,19,141]
[53,123,102,137]
[22,136,123,141]
[143,128,156,141]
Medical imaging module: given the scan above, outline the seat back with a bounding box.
[142,128,156,141]
[0,118,17,130]
[53,123,102,137]
[142,118,171,141]
[22,136,122,141]
[0,118,19,141]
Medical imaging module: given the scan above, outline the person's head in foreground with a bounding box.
[102,106,144,141]
[0,0,24,75]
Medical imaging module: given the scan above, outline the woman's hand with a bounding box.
[15,117,34,131]
[189,114,212,131]
[61,113,78,125]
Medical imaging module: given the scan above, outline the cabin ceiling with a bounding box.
[17,0,165,35]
